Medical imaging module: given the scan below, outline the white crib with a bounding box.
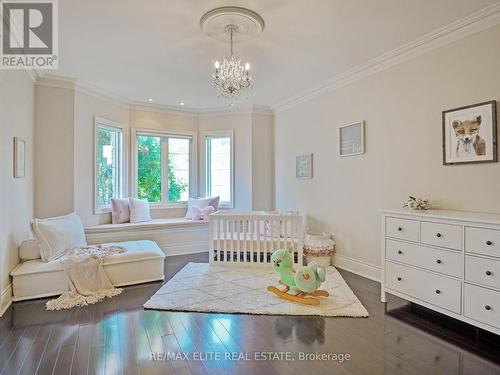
[208,211,304,266]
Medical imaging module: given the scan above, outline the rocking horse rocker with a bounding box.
[267,248,329,306]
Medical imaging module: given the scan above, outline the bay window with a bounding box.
[94,117,124,213]
[133,129,195,205]
[203,130,234,208]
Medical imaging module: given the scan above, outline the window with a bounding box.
[204,131,234,207]
[133,129,195,204]
[94,118,123,212]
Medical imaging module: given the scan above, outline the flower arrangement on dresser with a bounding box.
[403,196,430,211]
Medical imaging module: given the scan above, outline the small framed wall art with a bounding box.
[339,121,365,156]
[296,153,313,179]
[13,137,26,178]
[442,100,497,165]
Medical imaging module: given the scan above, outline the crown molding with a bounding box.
[131,102,272,117]
[76,81,131,109]
[130,102,198,117]
[35,74,271,116]
[198,104,272,117]
[36,74,78,90]
[272,3,500,114]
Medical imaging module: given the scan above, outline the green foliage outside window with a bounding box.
[137,135,188,202]
[97,128,115,205]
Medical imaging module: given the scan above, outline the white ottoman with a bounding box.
[10,240,165,301]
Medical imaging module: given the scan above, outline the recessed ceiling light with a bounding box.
[148,98,153,102]
[180,102,185,106]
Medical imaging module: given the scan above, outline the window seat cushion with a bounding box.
[85,217,209,234]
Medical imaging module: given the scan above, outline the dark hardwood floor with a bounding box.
[1,253,499,375]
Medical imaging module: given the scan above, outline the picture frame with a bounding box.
[339,121,365,156]
[442,100,497,165]
[13,137,26,178]
[296,153,313,179]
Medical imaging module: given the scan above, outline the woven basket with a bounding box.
[303,230,335,267]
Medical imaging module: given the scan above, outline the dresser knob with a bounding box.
[398,250,403,255]
[486,270,492,276]
[397,277,402,281]
[398,227,403,232]
[485,305,492,311]
[435,289,441,294]
[486,240,493,246]
[436,233,442,238]
[436,259,442,264]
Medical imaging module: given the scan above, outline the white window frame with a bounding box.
[201,130,235,209]
[94,117,126,214]
[131,128,197,208]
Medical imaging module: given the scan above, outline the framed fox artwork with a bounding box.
[442,100,497,165]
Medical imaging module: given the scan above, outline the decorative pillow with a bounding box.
[111,198,130,224]
[200,206,215,220]
[185,197,211,219]
[187,205,215,220]
[129,198,152,223]
[19,239,41,261]
[208,196,220,211]
[31,212,87,262]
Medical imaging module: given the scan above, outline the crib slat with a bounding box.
[243,219,247,262]
[282,217,288,252]
[236,219,240,262]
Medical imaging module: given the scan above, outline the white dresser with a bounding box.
[381,209,500,335]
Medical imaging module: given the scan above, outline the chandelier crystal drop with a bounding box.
[212,25,253,100]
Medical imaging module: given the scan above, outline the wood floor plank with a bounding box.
[0,254,498,375]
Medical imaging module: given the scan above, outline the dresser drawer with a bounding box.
[386,239,462,277]
[465,255,500,290]
[386,261,461,314]
[421,221,462,250]
[386,217,419,242]
[465,227,500,258]
[464,283,500,329]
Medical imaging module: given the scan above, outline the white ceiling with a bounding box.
[57,0,498,109]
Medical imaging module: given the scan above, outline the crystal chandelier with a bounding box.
[212,25,253,100]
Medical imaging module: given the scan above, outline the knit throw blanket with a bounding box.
[46,245,126,311]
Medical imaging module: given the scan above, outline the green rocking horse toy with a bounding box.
[267,248,329,306]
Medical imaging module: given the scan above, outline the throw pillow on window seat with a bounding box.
[185,197,219,219]
[129,198,152,223]
[111,198,130,224]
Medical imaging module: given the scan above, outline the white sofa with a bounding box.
[10,240,165,301]
[10,212,169,302]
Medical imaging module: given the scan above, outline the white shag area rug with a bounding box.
[144,263,369,317]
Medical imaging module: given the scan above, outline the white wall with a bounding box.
[252,112,274,210]
[34,83,75,218]
[274,25,500,273]
[0,71,34,313]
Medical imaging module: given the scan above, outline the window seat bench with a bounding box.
[85,218,209,257]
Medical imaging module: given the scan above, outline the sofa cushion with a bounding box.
[31,212,87,262]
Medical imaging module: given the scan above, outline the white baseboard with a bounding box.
[0,284,12,317]
[332,253,381,282]
[162,241,209,257]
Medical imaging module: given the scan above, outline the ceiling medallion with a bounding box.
[200,7,265,101]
